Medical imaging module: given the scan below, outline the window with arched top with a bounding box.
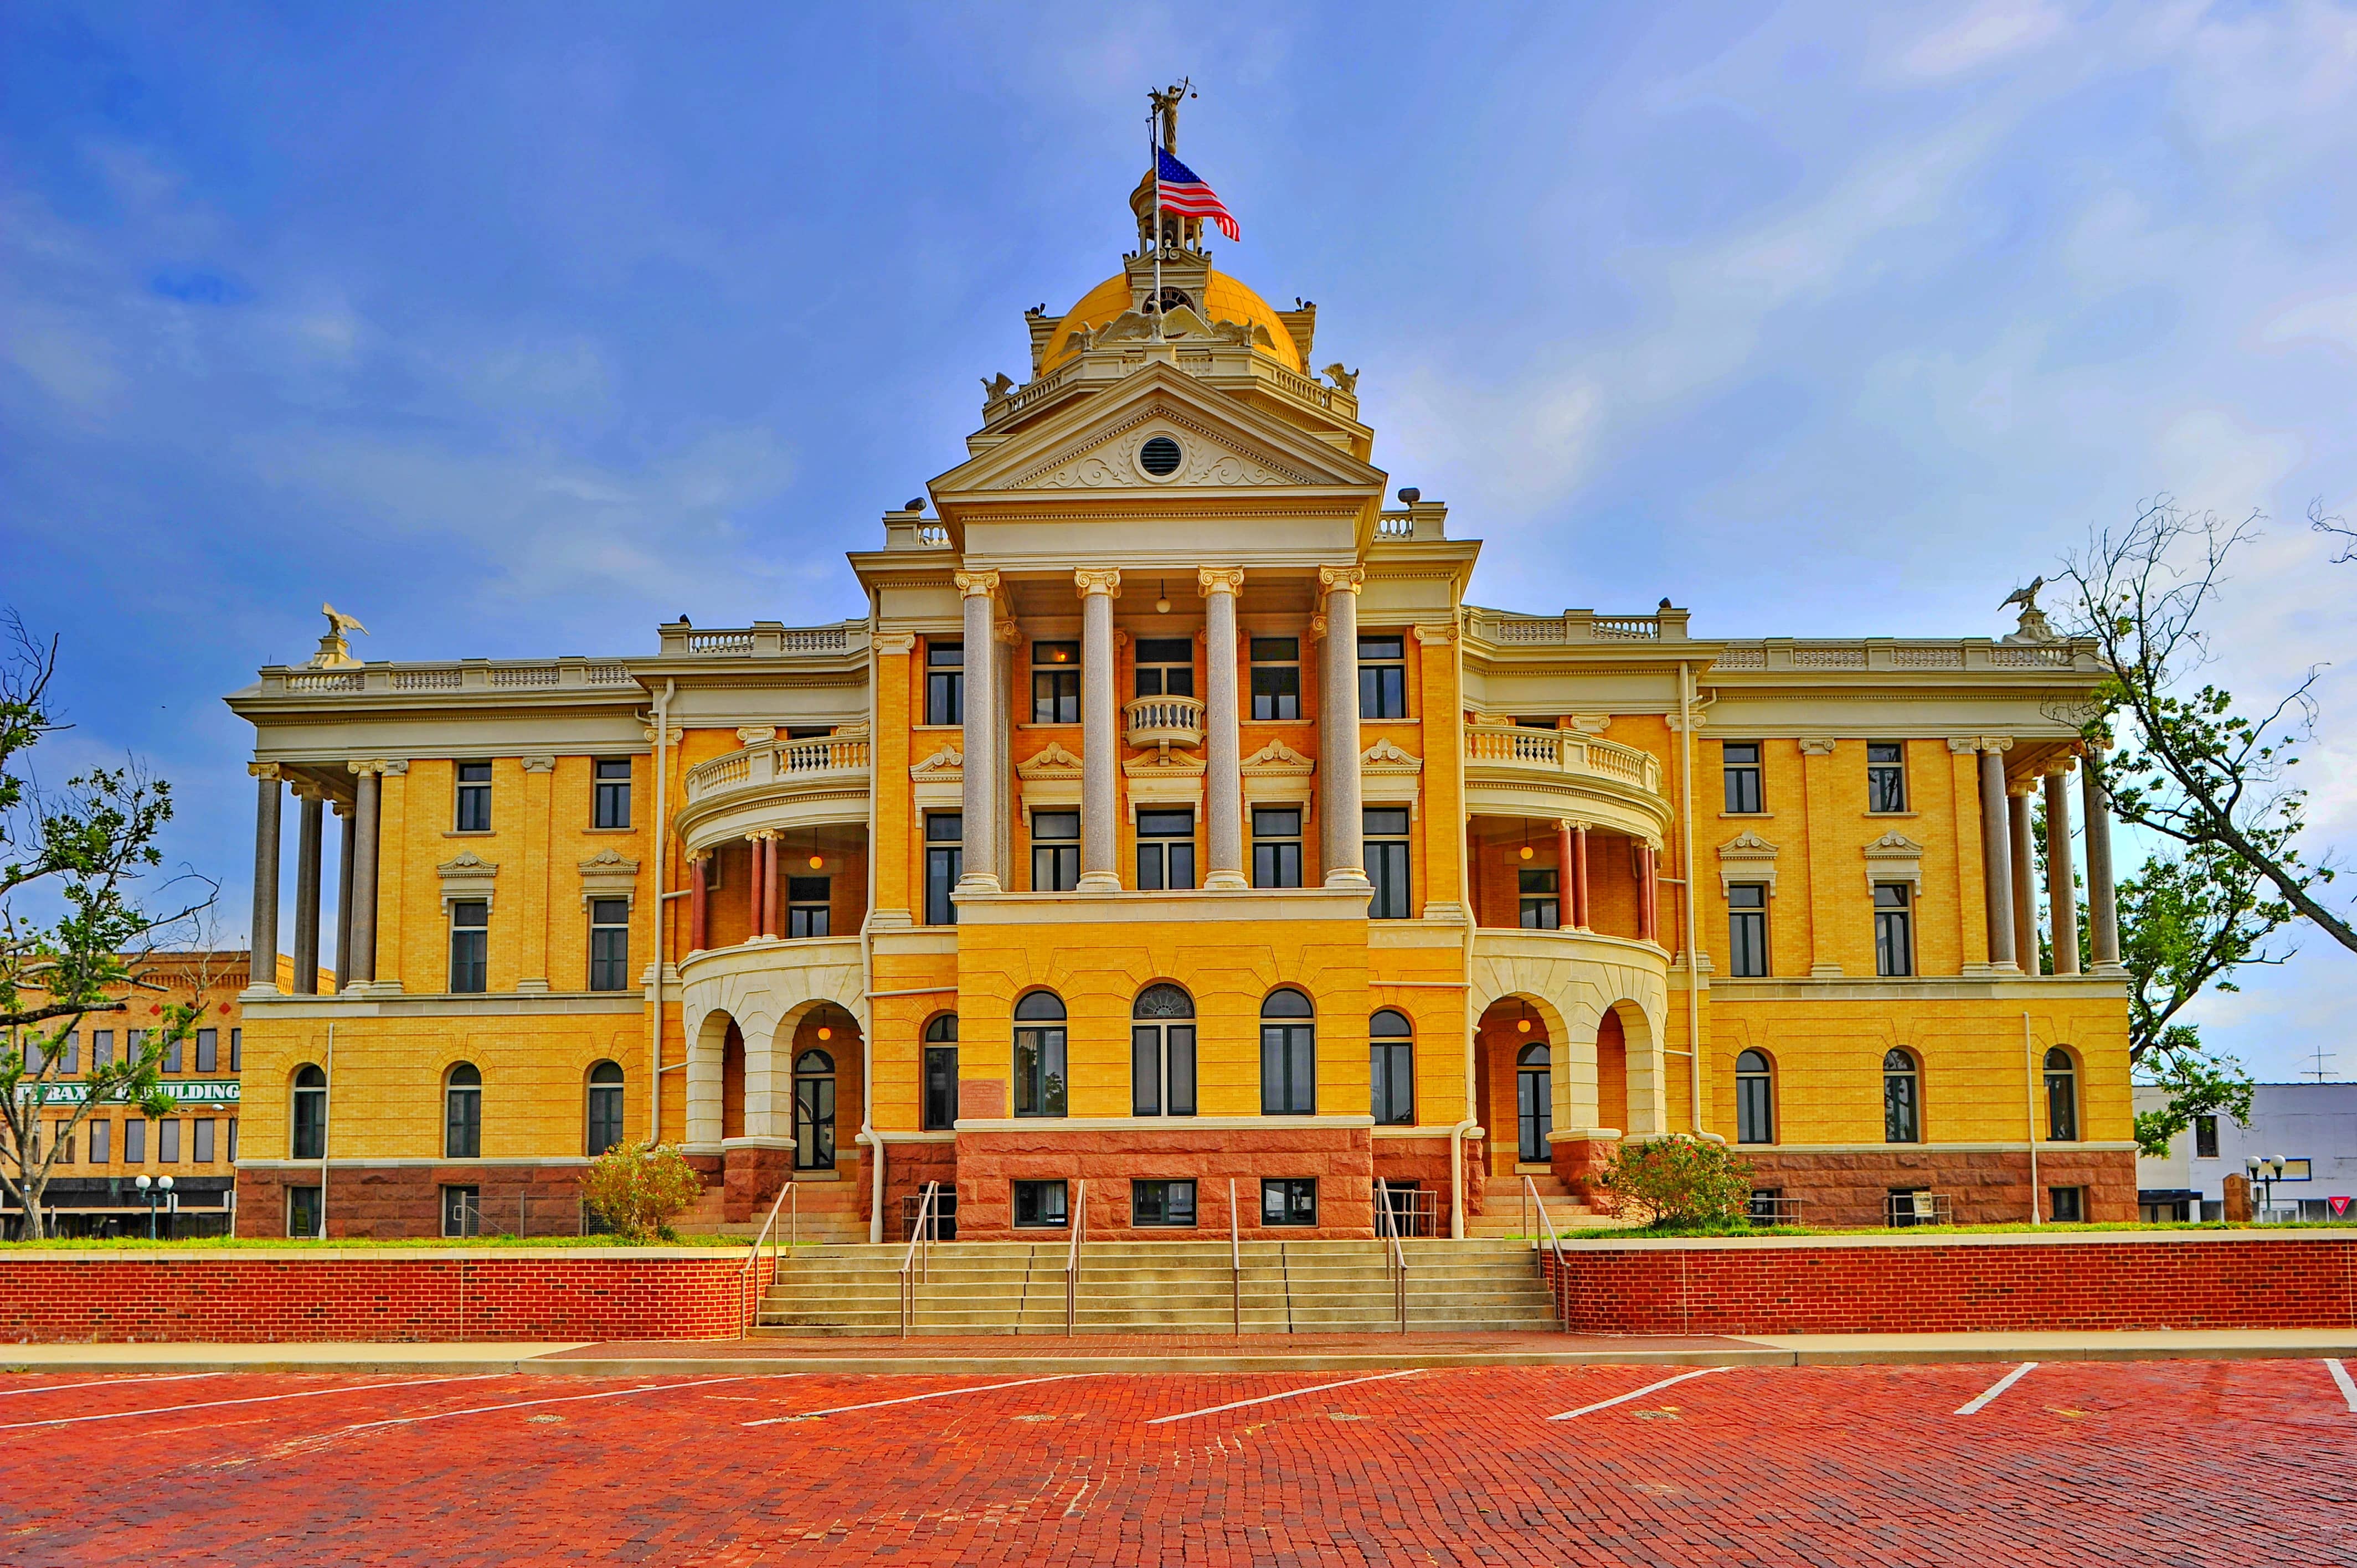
[793,1049,836,1170]
[1882,1049,1921,1144]
[2044,1047,2078,1142]
[1013,992,1067,1118]
[922,1014,960,1131]
[1370,1009,1414,1126]
[444,1063,482,1159]
[1132,984,1197,1118]
[1735,1049,1774,1145]
[292,1064,327,1160]
[586,1060,624,1156]
[1516,1041,1552,1163]
[1260,989,1315,1115]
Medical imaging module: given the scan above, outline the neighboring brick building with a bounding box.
[224,139,2134,1243]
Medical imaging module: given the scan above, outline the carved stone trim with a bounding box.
[437,850,500,907]
[1073,568,1123,598]
[1197,566,1246,597]
[1411,621,1457,645]
[1241,737,1315,808]
[1017,740,1084,808]
[1863,830,1927,895]
[521,755,557,773]
[1360,737,1424,817]
[578,847,641,907]
[1797,736,1837,757]
[955,570,1001,598]
[1318,565,1367,594]
[1717,829,1780,896]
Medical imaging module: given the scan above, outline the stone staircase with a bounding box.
[1465,1174,1634,1239]
[682,1175,873,1245]
[753,1237,1562,1337]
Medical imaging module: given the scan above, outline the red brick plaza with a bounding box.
[3,1359,2350,1564]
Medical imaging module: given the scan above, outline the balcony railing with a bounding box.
[1464,724,1662,794]
[653,621,862,659]
[1123,694,1205,751]
[1464,608,1688,645]
[683,731,872,805]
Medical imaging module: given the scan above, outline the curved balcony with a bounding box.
[677,730,871,856]
[1124,694,1205,752]
[1463,724,1670,840]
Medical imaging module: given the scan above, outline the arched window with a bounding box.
[586,1060,625,1156]
[1517,1042,1552,1163]
[1882,1049,1921,1144]
[1131,984,1197,1117]
[291,1064,327,1160]
[2044,1047,2078,1142]
[1735,1049,1774,1145]
[1013,992,1067,1118]
[1260,989,1316,1115]
[794,1048,836,1170]
[444,1064,482,1158]
[922,1014,960,1131]
[1370,1009,1414,1126]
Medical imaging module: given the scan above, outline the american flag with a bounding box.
[1156,148,1240,243]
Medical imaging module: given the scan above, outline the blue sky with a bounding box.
[4,2,2353,1079]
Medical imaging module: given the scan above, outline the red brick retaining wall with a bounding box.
[1541,1231,2357,1334]
[2,1250,772,1344]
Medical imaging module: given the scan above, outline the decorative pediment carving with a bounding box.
[909,744,964,809]
[578,847,641,907]
[1862,830,1927,894]
[437,849,499,906]
[909,745,964,779]
[1017,741,1084,780]
[1123,748,1206,818]
[1361,738,1423,816]
[1717,829,1780,896]
[1240,738,1315,808]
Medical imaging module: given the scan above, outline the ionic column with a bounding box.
[744,832,765,940]
[2044,764,2081,976]
[347,764,382,987]
[1075,569,1122,892]
[689,853,708,953]
[2008,786,2038,976]
[760,833,781,938]
[1319,565,1367,887]
[291,782,325,995]
[1637,842,1658,944]
[1572,822,1592,930]
[247,764,284,994]
[1978,744,2018,972]
[955,570,1002,893]
[1200,568,1247,889]
[333,801,356,993]
[2081,744,2123,972]
[1556,819,1575,929]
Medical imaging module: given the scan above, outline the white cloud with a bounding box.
[1888,0,2068,80]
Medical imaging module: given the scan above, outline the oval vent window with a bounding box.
[1139,435,1183,476]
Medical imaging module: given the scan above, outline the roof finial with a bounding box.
[1149,80,1192,153]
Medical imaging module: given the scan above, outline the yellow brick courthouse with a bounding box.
[227,148,2134,1242]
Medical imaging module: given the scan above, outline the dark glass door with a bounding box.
[1517,1064,1552,1164]
[794,1049,836,1170]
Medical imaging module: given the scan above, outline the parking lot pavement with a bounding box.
[1,1359,2350,1565]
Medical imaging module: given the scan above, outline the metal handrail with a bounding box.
[1229,1177,1243,1335]
[1523,1175,1569,1333]
[899,1182,939,1338]
[1062,1180,1088,1334]
[1373,1179,1408,1332]
[739,1180,797,1334]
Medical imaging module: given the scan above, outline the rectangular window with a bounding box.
[1135,807,1196,891]
[1012,1179,1068,1228]
[195,1028,218,1074]
[287,1185,322,1239]
[128,1029,145,1066]
[1357,634,1407,719]
[2049,1185,2085,1224]
[227,1117,238,1162]
[1249,637,1300,721]
[1252,806,1303,890]
[1131,1179,1198,1227]
[1013,1021,1068,1118]
[124,1118,146,1164]
[193,1118,215,1164]
[455,760,492,832]
[1031,811,1080,893]
[923,1044,960,1132]
[1727,884,1769,977]
[1260,1016,1316,1116]
[924,813,963,925]
[925,640,964,726]
[92,1029,114,1069]
[449,900,490,993]
[162,1033,182,1074]
[1518,866,1560,930]
[593,757,632,829]
[60,1031,79,1074]
[1873,884,1914,977]
[1736,1070,1774,1145]
[589,898,631,989]
[88,1118,110,1165]
[1031,640,1080,724]
[1261,1178,1318,1227]
[1723,742,1763,814]
[442,1185,482,1239]
[1371,1041,1414,1126]
[157,1118,180,1163]
[786,878,831,939]
[1131,1022,1197,1118]
[1133,637,1195,699]
[2193,1115,2220,1159]
[1867,741,1907,813]
[229,1028,241,1072]
[1365,807,1412,919]
[50,1122,74,1164]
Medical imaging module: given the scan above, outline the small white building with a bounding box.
[2134,1081,2357,1222]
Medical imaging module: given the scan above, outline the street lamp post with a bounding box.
[2243,1155,2286,1222]
[133,1174,176,1241]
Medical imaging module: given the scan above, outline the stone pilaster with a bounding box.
[1318,565,1367,886]
[956,570,1002,893]
[1075,568,1121,892]
[1199,568,1247,889]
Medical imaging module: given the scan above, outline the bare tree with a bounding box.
[2313,499,2354,564]
[1,612,218,1239]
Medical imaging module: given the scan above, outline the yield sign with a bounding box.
[2331,1195,2351,1218]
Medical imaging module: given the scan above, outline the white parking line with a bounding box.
[345,1374,763,1431]
[0,1372,224,1399]
[2327,1359,2357,1414]
[1955,1362,2039,1416]
[0,1374,497,1433]
[743,1373,1082,1426]
[1145,1369,1423,1426]
[1546,1365,1730,1422]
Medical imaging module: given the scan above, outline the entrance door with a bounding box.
[793,1049,836,1170]
[1516,1043,1552,1164]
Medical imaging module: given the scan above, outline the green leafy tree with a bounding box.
[1594,1134,1755,1230]
[1,614,217,1239]
[2114,848,2273,1155]
[581,1140,705,1242]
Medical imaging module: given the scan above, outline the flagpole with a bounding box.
[1149,99,1162,341]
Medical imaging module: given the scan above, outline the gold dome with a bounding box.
[1039,269,1303,373]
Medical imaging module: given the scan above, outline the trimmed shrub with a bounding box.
[581,1141,705,1243]
[1594,1135,1755,1230]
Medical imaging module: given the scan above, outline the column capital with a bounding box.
[874,631,917,656]
[1411,621,1457,645]
[248,761,283,780]
[1073,568,1122,599]
[1946,736,1982,755]
[994,617,1021,644]
[521,754,557,774]
[954,569,1002,598]
[746,829,776,843]
[1197,566,1246,597]
[1318,564,1366,594]
[290,778,328,803]
[1979,735,2015,754]
[1797,736,1837,756]
[2042,759,2077,777]
[347,759,396,777]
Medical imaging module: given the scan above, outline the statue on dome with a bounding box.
[1149,81,1191,153]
